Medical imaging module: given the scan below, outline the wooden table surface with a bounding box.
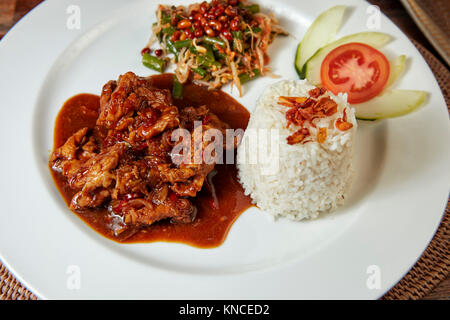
[0,0,448,300]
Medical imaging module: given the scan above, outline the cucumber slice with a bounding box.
[295,5,346,78]
[304,32,393,85]
[385,55,406,90]
[355,89,426,120]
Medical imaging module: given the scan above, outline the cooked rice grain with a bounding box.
[237,80,357,220]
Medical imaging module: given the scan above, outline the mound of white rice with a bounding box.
[237,80,357,220]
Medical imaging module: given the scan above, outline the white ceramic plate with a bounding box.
[0,0,448,299]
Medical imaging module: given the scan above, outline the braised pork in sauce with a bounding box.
[49,73,252,247]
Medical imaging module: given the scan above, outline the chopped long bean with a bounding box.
[174,39,192,49]
[202,36,226,48]
[188,45,198,54]
[172,75,183,99]
[239,69,261,84]
[166,39,178,56]
[204,44,215,61]
[162,26,176,37]
[246,4,260,14]
[142,53,166,73]
[231,31,243,39]
[161,12,171,24]
[192,67,207,77]
[197,55,221,68]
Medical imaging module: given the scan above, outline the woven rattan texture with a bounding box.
[382,40,450,300]
[0,41,448,301]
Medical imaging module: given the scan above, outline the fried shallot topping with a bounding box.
[278,88,353,145]
[308,87,327,98]
[286,128,310,145]
[335,108,354,131]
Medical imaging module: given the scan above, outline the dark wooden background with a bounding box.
[0,0,448,300]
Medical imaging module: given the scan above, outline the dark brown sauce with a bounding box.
[50,74,253,248]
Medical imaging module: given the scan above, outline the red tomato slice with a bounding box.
[320,42,390,104]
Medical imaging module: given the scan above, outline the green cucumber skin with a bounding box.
[295,43,307,79]
[299,64,307,80]
[354,90,427,120]
[295,6,346,77]
[295,6,346,79]
[295,42,302,78]
[355,117,378,121]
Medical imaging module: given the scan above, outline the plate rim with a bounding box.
[0,0,449,300]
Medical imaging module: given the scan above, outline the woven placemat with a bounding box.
[382,40,450,300]
[0,41,448,301]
